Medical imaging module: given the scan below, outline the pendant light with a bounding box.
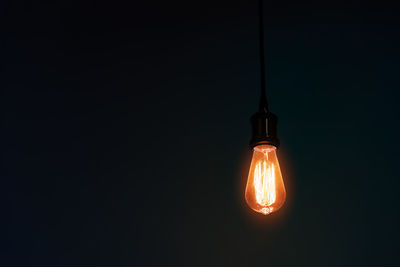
[244,0,286,215]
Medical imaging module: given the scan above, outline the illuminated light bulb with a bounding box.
[245,144,285,215]
[243,0,288,216]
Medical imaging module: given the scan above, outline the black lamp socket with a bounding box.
[249,111,280,148]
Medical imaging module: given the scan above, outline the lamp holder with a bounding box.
[249,110,279,148]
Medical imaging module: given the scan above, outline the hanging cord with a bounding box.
[258,0,269,112]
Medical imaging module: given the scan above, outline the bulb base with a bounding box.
[249,111,280,148]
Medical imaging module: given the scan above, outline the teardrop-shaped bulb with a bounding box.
[245,145,286,215]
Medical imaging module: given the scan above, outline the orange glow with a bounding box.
[245,145,286,215]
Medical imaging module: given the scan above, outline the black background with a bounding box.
[2,0,400,266]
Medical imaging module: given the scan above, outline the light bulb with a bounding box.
[245,144,286,215]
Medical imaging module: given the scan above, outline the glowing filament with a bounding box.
[254,160,276,206]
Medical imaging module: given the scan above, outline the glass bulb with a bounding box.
[245,145,286,215]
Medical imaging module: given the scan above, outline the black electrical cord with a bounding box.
[249,0,279,148]
[258,0,269,112]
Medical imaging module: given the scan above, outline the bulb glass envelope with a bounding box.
[245,145,286,215]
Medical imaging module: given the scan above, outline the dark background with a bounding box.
[2,0,400,266]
